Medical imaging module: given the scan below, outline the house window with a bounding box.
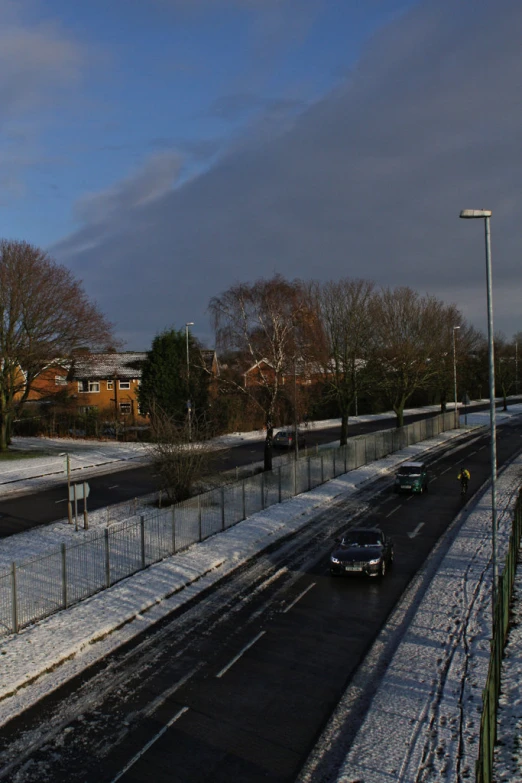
[120,402,131,414]
[80,406,98,414]
[119,381,130,390]
[55,376,67,386]
[107,380,114,390]
[78,381,100,393]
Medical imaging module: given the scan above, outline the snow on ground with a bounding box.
[0,404,521,782]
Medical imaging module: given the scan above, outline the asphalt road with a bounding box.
[0,405,497,537]
[1,417,520,782]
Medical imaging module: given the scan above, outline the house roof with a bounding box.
[70,352,147,381]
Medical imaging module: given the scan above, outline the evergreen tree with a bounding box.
[138,329,209,423]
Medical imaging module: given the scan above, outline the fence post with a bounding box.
[344,444,347,473]
[220,487,226,531]
[278,466,282,503]
[11,562,18,634]
[61,543,68,609]
[308,457,311,491]
[140,515,146,569]
[261,472,265,510]
[171,506,176,554]
[321,455,324,484]
[242,481,246,520]
[104,528,111,588]
[333,449,336,477]
[198,495,202,541]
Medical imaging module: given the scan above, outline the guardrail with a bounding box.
[0,412,456,638]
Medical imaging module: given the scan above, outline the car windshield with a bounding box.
[341,531,381,547]
[398,465,422,475]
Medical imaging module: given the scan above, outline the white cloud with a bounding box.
[74,151,183,227]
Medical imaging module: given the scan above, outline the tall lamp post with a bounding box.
[185,322,194,441]
[459,209,497,619]
[452,326,460,428]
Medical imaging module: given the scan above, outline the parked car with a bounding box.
[273,430,306,449]
[394,461,428,494]
[329,527,394,578]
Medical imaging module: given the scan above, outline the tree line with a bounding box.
[0,240,519,482]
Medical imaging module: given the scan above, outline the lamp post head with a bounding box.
[459,209,492,219]
[186,322,194,327]
[453,325,460,331]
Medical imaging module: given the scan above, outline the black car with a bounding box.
[272,430,306,449]
[329,527,394,578]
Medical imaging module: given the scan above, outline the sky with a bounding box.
[0,408,521,781]
[0,0,520,350]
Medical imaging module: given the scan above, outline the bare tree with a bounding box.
[370,287,460,427]
[0,240,116,449]
[146,405,214,503]
[308,278,376,446]
[209,274,311,471]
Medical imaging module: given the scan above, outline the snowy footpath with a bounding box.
[0,408,521,781]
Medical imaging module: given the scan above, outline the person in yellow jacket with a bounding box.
[458,467,470,494]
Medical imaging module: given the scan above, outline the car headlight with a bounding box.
[368,558,381,565]
[330,556,340,564]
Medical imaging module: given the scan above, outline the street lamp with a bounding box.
[459,208,497,619]
[452,326,460,428]
[185,322,194,440]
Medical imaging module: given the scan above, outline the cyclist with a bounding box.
[458,467,471,495]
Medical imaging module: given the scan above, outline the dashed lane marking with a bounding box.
[216,631,266,678]
[283,582,316,613]
[110,706,189,782]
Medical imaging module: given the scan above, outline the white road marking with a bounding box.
[216,631,266,678]
[55,498,67,504]
[109,484,119,489]
[408,522,425,539]
[142,664,202,719]
[468,450,477,456]
[283,582,316,613]
[385,505,402,518]
[440,466,451,475]
[110,706,189,782]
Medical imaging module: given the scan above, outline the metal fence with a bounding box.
[475,488,522,783]
[0,412,455,637]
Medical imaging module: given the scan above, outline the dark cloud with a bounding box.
[53,0,522,349]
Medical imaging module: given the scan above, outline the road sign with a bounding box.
[69,482,90,501]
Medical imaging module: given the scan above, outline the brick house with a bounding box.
[28,352,148,424]
[28,349,220,424]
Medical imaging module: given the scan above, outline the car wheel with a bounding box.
[330,569,339,577]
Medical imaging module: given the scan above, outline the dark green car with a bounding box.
[394,461,428,494]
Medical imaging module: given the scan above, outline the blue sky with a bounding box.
[0,0,519,350]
